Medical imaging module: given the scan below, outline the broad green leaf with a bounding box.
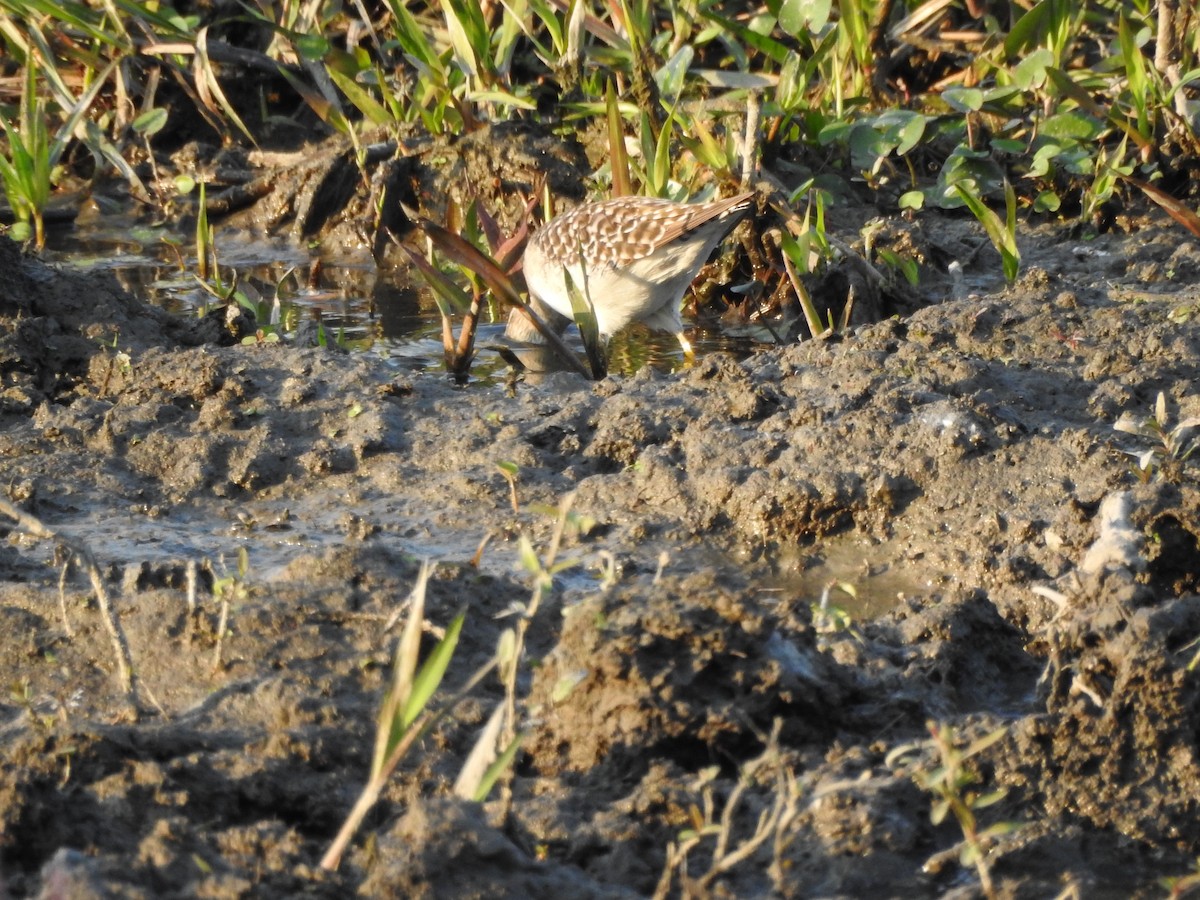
[941,86,984,113]
[1034,190,1061,213]
[294,33,331,62]
[777,0,831,38]
[132,107,169,136]
[1011,47,1054,90]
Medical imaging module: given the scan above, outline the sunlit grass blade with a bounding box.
[1123,175,1200,238]
[399,244,475,315]
[649,105,673,196]
[325,63,393,127]
[954,181,1020,284]
[779,232,827,340]
[382,0,447,74]
[473,733,523,801]
[400,611,464,731]
[0,63,52,246]
[452,702,524,801]
[606,79,633,197]
[11,0,130,49]
[195,181,212,281]
[194,25,258,146]
[322,563,496,872]
[372,562,433,778]
[565,256,606,378]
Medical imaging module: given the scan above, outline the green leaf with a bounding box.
[564,261,606,378]
[132,107,169,136]
[496,628,516,669]
[700,10,790,65]
[401,612,464,731]
[941,86,983,112]
[1033,190,1061,213]
[326,65,393,127]
[606,80,633,198]
[964,725,1009,758]
[654,45,693,100]
[775,53,801,107]
[973,789,1008,810]
[959,841,980,865]
[464,89,537,110]
[551,670,587,702]
[990,138,1025,155]
[980,820,1021,839]
[472,733,524,802]
[195,27,258,147]
[374,562,431,776]
[439,0,485,78]
[777,0,831,38]
[518,535,542,575]
[294,33,331,62]
[931,798,950,825]
[1011,47,1054,90]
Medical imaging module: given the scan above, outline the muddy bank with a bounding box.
[2,219,1200,898]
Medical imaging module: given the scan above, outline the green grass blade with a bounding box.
[700,9,790,65]
[565,256,606,379]
[954,183,1020,284]
[400,612,465,731]
[372,562,431,777]
[325,64,393,127]
[399,243,475,315]
[472,733,524,802]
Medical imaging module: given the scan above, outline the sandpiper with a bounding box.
[508,191,756,357]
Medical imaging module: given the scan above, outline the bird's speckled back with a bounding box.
[528,192,755,267]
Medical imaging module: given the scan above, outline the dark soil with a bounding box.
[4,165,1200,899]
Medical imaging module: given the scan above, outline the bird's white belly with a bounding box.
[526,243,709,338]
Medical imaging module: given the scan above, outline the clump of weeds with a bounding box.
[1114,391,1200,483]
[887,721,1021,900]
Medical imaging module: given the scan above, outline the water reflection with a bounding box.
[42,222,775,378]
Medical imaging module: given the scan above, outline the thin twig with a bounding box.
[55,549,74,637]
[185,559,198,645]
[210,591,230,676]
[741,90,761,188]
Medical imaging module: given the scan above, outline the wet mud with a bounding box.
[3,198,1200,899]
